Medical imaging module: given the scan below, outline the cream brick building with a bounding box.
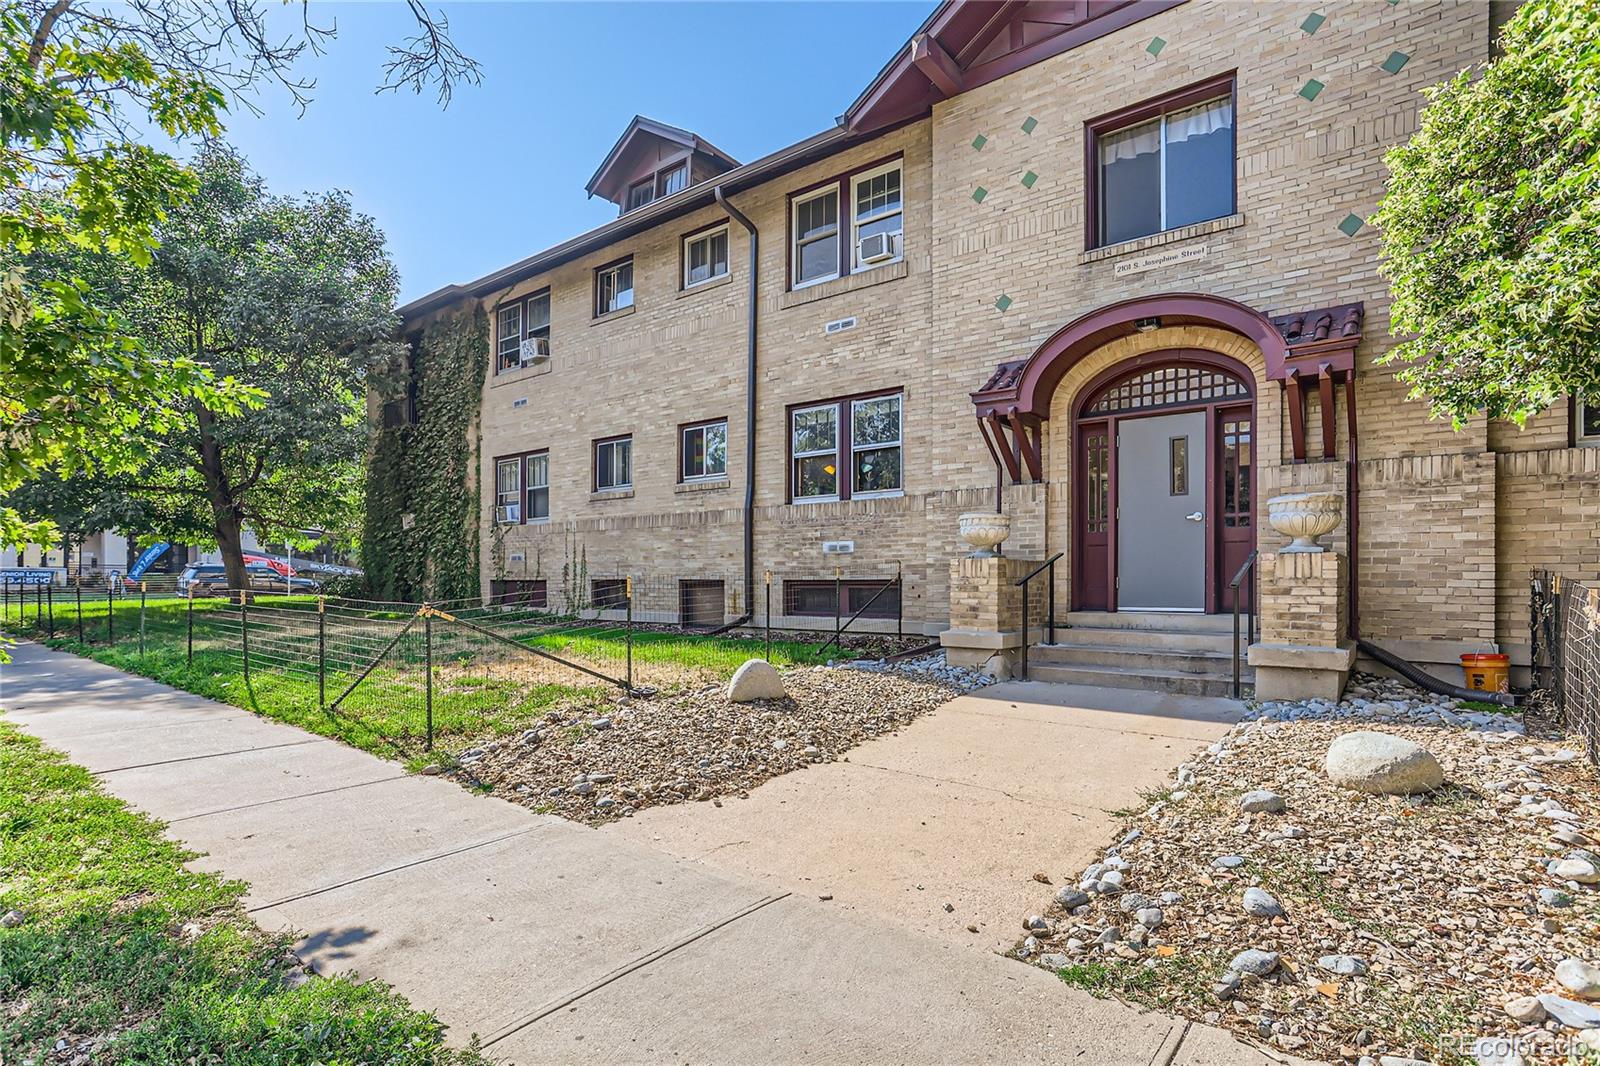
[394,0,1599,682]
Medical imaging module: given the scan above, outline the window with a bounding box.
[789,391,904,503]
[495,290,552,374]
[494,458,522,523]
[1222,418,1252,526]
[491,579,547,608]
[496,302,522,371]
[1085,431,1110,534]
[594,435,632,491]
[1580,399,1600,445]
[683,226,729,288]
[525,452,550,521]
[792,188,840,287]
[1085,365,1248,415]
[681,419,728,481]
[1090,77,1235,248]
[783,579,901,620]
[1168,436,1189,495]
[626,179,654,212]
[790,403,840,501]
[595,259,634,317]
[679,579,725,628]
[657,162,688,198]
[851,162,903,271]
[591,578,628,610]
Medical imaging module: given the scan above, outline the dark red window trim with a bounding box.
[492,449,550,524]
[785,152,904,292]
[493,287,552,375]
[1082,71,1237,252]
[783,579,901,620]
[678,416,728,483]
[784,385,903,503]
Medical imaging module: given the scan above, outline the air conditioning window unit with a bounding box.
[858,231,897,264]
[495,504,521,524]
[519,336,550,364]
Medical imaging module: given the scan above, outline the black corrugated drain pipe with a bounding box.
[1356,638,1516,708]
[706,185,757,636]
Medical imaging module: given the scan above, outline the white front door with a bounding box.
[1116,411,1206,611]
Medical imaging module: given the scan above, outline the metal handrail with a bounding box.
[1229,550,1259,699]
[1014,551,1065,679]
[819,572,902,654]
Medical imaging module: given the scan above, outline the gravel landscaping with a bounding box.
[1011,675,1600,1066]
[438,655,992,825]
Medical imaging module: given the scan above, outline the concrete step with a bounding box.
[1042,625,1238,654]
[1062,610,1236,634]
[1024,662,1251,699]
[1031,643,1240,675]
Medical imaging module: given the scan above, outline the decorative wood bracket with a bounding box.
[980,408,1043,484]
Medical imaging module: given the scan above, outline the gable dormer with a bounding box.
[585,116,741,215]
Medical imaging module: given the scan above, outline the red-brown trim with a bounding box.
[784,386,904,503]
[677,416,729,483]
[784,153,905,292]
[1285,372,1308,463]
[1083,71,1236,251]
[1317,367,1336,459]
[491,448,550,525]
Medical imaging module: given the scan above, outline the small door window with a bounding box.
[1169,436,1189,495]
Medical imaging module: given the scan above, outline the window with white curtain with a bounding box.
[1096,92,1234,247]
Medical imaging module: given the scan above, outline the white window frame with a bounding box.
[850,160,904,274]
[525,451,550,521]
[850,393,903,499]
[626,178,654,212]
[682,226,730,289]
[496,302,522,373]
[595,259,634,317]
[657,162,688,198]
[791,187,841,290]
[790,403,840,503]
[681,419,728,481]
[594,436,632,492]
[495,458,522,523]
[1580,398,1600,446]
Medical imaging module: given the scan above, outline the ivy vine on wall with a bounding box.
[361,305,489,602]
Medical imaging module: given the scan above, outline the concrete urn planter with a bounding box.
[958,512,1011,557]
[1266,492,1342,553]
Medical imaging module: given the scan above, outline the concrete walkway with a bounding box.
[0,641,1288,1065]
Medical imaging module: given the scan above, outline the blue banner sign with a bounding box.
[128,542,171,580]
[2,568,57,585]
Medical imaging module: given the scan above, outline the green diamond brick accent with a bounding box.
[1338,213,1364,237]
[1020,116,1038,134]
[971,134,988,151]
[1381,50,1410,74]
[994,295,1013,312]
[972,186,988,203]
[1299,78,1325,101]
[1146,36,1166,56]
[1300,12,1326,33]
[1021,170,1038,189]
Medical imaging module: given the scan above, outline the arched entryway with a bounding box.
[1071,350,1256,613]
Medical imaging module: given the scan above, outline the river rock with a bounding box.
[1242,887,1284,918]
[1229,949,1279,976]
[1318,954,1368,976]
[1538,993,1600,1029]
[1555,958,1600,1001]
[1550,857,1600,884]
[1239,790,1286,813]
[1502,995,1546,1025]
[727,659,786,702]
[1324,731,1444,795]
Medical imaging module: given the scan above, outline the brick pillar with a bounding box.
[1247,550,1356,700]
[940,556,1044,678]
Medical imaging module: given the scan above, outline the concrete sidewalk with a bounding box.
[0,641,1292,1065]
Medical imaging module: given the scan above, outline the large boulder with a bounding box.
[1324,731,1443,795]
[727,659,786,703]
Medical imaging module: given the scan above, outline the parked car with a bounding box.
[178,563,318,594]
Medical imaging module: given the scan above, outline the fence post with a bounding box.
[423,607,434,752]
[76,578,83,643]
[106,583,114,645]
[46,581,54,639]
[1020,582,1031,680]
[896,565,903,640]
[834,566,842,652]
[625,577,634,691]
[764,570,772,662]
[186,589,194,666]
[240,590,250,684]
[37,583,44,629]
[139,581,147,657]
[317,595,327,710]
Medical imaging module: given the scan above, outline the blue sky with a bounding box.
[217,2,931,302]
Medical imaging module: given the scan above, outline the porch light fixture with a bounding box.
[1135,316,1162,332]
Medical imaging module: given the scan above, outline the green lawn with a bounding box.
[0,722,489,1063]
[0,595,870,767]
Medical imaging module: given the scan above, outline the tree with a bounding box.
[117,147,400,591]
[1372,0,1600,425]
[1,0,477,551]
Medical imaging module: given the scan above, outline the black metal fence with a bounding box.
[1531,570,1600,762]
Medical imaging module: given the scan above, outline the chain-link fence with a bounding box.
[2,570,930,755]
[1531,570,1600,763]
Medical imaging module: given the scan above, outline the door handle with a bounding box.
[1184,511,1203,522]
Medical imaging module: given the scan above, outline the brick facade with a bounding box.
[400,0,1600,666]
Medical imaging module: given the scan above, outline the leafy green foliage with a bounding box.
[0,723,489,1063]
[361,308,489,602]
[1374,0,1600,424]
